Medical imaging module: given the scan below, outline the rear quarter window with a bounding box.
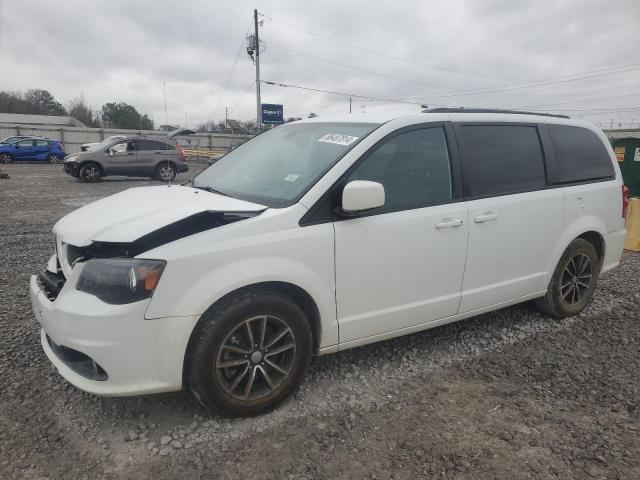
[548,124,614,183]
[136,139,174,150]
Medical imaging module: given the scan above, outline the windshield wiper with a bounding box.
[194,185,230,197]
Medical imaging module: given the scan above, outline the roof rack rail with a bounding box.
[421,107,570,119]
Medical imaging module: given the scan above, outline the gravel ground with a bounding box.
[0,163,638,479]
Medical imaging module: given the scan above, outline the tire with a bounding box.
[0,153,12,164]
[536,238,600,318]
[155,162,176,182]
[79,163,102,183]
[48,154,62,164]
[186,289,313,417]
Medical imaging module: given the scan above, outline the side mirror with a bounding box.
[341,180,385,214]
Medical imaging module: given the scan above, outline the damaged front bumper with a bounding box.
[63,161,79,176]
[30,254,199,396]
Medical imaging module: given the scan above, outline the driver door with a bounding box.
[107,141,137,175]
[334,124,469,344]
[13,139,36,160]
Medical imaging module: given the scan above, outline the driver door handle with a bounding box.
[435,218,464,229]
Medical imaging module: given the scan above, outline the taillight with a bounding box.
[177,144,186,159]
[622,185,630,218]
[57,142,64,150]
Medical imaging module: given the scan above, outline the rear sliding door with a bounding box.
[454,123,564,313]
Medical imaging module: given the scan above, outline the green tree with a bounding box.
[101,102,154,130]
[24,89,66,115]
[140,114,154,130]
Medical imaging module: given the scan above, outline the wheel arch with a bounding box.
[182,281,322,386]
[78,159,104,172]
[577,230,605,263]
[542,217,608,291]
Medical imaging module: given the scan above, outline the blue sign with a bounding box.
[261,104,283,124]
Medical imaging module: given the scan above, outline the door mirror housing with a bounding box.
[341,180,385,214]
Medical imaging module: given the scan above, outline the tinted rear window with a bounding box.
[548,124,614,183]
[457,125,546,198]
[136,139,173,150]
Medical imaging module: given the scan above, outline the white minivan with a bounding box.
[30,110,628,416]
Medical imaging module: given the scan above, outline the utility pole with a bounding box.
[163,82,168,127]
[184,112,188,128]
[349,97,352,114]
[254,9,261,132]
[225,106,228,128]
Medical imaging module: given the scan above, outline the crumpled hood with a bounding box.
[53,185,266,246]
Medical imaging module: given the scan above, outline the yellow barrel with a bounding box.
[624,198,640,252]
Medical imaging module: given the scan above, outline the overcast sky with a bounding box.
[1,0,639,128]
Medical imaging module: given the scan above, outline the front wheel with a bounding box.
[79,163,102,183]
[536,238,600,318]
[187,290,313,416]
[155,163,176,182]
[0,153,11,164]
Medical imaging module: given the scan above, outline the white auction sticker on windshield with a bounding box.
[318,133,359,146]
[284,174,300,182]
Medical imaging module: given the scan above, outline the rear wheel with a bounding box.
[187,289,313,416]
[79,163,102,183]
[0,153,11,164]
[155,162,176,182]
[48,154,62,164]
[536,238,600,318]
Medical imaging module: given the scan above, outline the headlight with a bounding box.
[76,258,166,305]
[65,155,78,163]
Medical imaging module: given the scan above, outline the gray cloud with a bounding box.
[1,0,639,128]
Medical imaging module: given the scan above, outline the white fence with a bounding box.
[0,124,253,154]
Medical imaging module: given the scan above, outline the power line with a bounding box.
[211,19,254,119]
[262,40,457,91]
[263,32,640,104]
[262,79,640,118]
[397,65,640,102]
[229,80,257,115]
[259,10,640,91]
[259,11,524,82]
[261,79,425,105]
[518,92,640,110]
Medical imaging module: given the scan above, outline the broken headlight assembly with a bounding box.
[76,258,166,305]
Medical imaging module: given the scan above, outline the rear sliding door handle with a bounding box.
[435,218,464,229]
[474,212,499,223]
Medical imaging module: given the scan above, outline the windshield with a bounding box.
[193,122,378,207]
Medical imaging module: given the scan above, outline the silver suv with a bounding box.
[63,129,193,182]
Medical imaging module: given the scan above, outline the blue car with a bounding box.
[0,137,66,164]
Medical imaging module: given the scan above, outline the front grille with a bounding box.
[38,270,66,302]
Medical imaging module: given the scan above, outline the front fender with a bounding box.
[145,256,338,348]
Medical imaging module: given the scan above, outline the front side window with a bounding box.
[457,125,546,198]
[194,122,379,207]
[111,141,134,153]
[345,127,453,211]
